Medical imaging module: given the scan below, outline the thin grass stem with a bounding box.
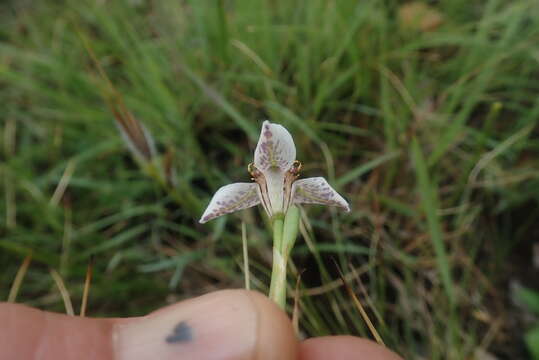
[50,269,74,316]
[7,255,32,303]
[80,257,94,317]
[241,222,250,290]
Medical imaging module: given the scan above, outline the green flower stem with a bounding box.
[269,217,285,307]
[268,206,301,310]
[282,205,300,257]
[269,243,287,308]
[272,216,284,252]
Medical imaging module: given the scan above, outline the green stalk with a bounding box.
[269,217,285,307]
[282,206,300,257]
[268,206,301,310]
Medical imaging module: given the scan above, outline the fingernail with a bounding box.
[113,290,258,360]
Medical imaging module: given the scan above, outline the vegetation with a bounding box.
[1,0,538,358]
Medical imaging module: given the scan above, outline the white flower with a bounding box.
[199,121,350,223]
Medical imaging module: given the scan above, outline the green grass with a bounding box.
[1,0,539,358]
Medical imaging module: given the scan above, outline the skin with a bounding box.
[0,290,402,360]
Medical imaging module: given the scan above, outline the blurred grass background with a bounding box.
[1,0,539,358]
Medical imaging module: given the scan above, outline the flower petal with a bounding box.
[199,183,261,223]
[263,168,286,216]
[292,177,350,212]
[254,121,296,172]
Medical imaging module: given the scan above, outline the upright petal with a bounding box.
[199,183,261,223]
[292,177,350,212]
[254,121,296,172]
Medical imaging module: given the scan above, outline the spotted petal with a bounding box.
[292,177,350,212]
[199,183,261,223]
[254,121,296,173]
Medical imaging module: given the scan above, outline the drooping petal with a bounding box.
[199,183,261,223]
[292,177,350,212]
[254,121,296,173]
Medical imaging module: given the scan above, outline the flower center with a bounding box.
[248,160,302,217]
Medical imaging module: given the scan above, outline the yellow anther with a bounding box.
[248,163,257,176]
[292,160,302,174]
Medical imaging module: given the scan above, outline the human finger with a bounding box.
[299,336,402,360]
[0,289,297,360]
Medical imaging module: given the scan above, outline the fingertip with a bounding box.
[299,336,402,360]
[2,291,298,360]
[244,290,298,360]
[114,289,297,360]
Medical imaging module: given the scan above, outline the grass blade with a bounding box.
[80,256,94,317]
[242,222,250,290]
[333,260,385,346]
[411,138,454,305]
[7,255,32,303]
[50,268,75,316]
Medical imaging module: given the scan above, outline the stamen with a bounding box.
[283,160,302,212]
[248,162,255,175]
[290,160,302,177]
[248,162,272,217]
[248,163,260,180]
